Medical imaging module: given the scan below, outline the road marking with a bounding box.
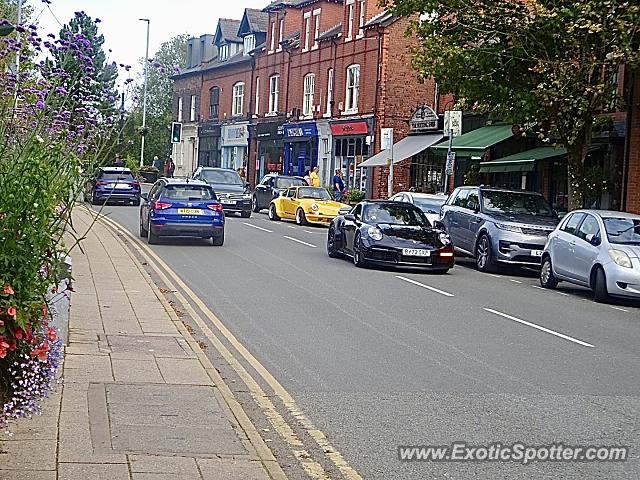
[610,306,628,313]
[243,222,273,233]
[483,308,594,348]
[304,229,326,235]
[509,279,523,284]
[87,208,357,480]
[531,285,570,296]
[287,225,297,229]
[284,236,317,248]
[395,276,455,297]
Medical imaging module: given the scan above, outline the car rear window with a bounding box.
[201,169,243,185]
[276,177,306,188]
[162,185,216,201]
[100,172,135,181]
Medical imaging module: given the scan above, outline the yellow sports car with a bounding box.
[268,186,350,226]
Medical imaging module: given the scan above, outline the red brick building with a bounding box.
[624,72,640,214]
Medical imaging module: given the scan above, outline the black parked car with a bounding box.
[84,167,141,206]
[327,201,455,272]
[193,167,252,218]
[252,174,308,213]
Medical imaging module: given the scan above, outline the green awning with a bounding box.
[478,146,567,173]
[431,124,515,158]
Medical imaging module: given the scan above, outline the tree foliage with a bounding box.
[383,0,640,209]
[120,34,188,166]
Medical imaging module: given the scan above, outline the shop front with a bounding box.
[256,121,285,180]
[221,122,249,171]
[198,122,221,168]
[330,118,373,191]
[283,122,318,177]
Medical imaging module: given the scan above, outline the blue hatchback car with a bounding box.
[139,179,225,246]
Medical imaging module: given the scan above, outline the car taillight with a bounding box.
[153,201,172,210]
[207,203,223,211]
[96,180,108,186]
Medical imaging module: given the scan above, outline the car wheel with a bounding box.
[540,256,558,289]
[476,234,497,273]
[353,234,366,268]
[148,218,159,244]
[252,196,260,213]
[241,210,251,218]
[212,231,224,246]
[268,204,280,221]
[327,227,343,258]
[593,267,609,303]
[296,208,307,226]
[139,215,148,238]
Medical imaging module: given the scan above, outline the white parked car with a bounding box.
[540,210,640,302]
[389,192,447,226]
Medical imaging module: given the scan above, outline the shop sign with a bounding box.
[284,123,317,138]
[221,123,248,147]
[410,105,439,133]
[444,110,463,137]
[330,121,369,136]
[199,122,220,137]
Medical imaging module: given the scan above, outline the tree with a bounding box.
[383,0,640,209]
[120,34,189,165]
[52,11,118,121]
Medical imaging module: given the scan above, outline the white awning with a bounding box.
[359,133,444,168]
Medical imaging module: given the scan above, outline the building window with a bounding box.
[278,18,284,50]
[244,34,255,55]
[219,43,229,61]
[269,74,280,114]
[358,0,366,37]
[177,96,183,121]
[269,21,276,52]
[313,9,321,49]
[345,64,360,113]
[209,87,219,120]
[232,82,245,116]
[255,77,260,116]
[303,12,312,51]
[303,73,315,117]
[346,0,355,41]
[325,68,333,115]
[190,94,196,122]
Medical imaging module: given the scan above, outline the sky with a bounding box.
[33,0,267,82]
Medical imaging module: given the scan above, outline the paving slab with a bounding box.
[58,463,130,480]
[128,454,200,475]
[156,358,213,386]
[197,458,270,480]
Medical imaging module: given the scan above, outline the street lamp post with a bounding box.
[139,18,150,167]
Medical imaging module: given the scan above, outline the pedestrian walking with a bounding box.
[332,169,345,201]
[237,167,246,183]
[165,157,176,178]
[303,169,311,185]
[310,166,321,187]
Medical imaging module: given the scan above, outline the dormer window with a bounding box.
[220,43,229,61]
[244,34,255,55]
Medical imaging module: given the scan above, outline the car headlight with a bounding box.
[367,226,383,241]
[439,232,451,245]
[609,249,633,268]
[243,194,252,199]
[494,223,522,233]
[311,203,319,211]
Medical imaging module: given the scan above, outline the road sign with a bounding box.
[381,128,393,150]
[445,152,456,176]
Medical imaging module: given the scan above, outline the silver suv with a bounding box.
[440,187,559,272]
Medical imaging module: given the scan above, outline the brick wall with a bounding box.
[626,73,640,214]
[173,73,203,123]
[200,60,254,122]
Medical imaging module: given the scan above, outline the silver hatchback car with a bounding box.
[540,210,640,302]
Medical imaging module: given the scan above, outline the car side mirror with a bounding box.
[344,214,356,222]
[433,220,446,230]
[140,193,149,201]
[586,233,601,246]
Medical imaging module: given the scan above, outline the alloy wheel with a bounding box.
[477,237,489,269]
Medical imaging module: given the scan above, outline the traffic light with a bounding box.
[171,122,182,143]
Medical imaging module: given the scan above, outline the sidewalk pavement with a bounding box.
[0,209,278,480]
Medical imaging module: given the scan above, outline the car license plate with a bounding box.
[221,200,236,205]
[531,250,543,257]
[402,248,430,257]
[114,183,130,189]
[178,208,202,214]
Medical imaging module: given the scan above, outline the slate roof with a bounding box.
[245,9,269,33]
[217,18,242,43]
[317,23,342,42]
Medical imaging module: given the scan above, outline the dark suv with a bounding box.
[440,186,559,272]
[84,167,141,206]
[193,167,252,218]
[252,174,308,213]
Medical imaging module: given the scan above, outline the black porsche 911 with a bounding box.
[327,201,455,272]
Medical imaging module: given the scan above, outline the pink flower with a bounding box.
[7,306,17,318]
[47,328,57,341]
[30,341,50,362]
[3,284,14,295]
